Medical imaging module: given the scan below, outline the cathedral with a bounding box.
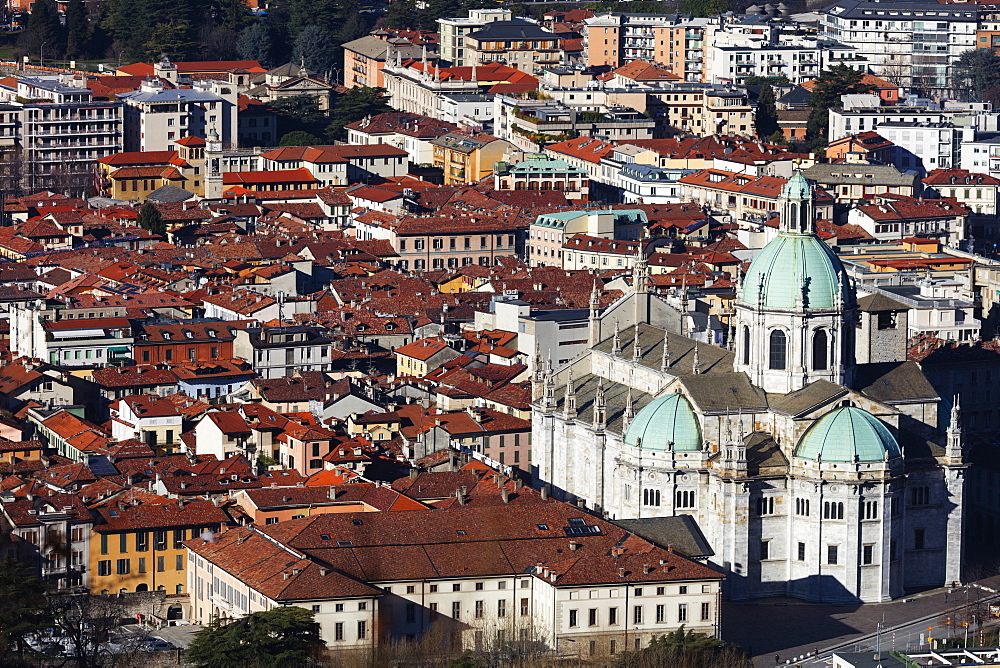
[531,173,966,603]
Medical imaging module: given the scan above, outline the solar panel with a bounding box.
[87,456,118,477]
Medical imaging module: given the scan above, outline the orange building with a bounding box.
[232,483,427,525]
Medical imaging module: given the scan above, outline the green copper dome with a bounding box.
[794,407,901,463]
[624,393,701,452]
[782,171,811,200]
[738,232,851,310]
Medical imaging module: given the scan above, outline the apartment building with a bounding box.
[356,213,521,271]
[819,0,978,95]
[583,14,709,82]
[119,78,238,151]
[90,498,229,595]
[848,196,969,246]
[346,112,458,166]
[343,35,432,89]
[431,132,514,185]
[0,492,93,590]
[438,9,512,66]
[110,395,183,450]
[465,20,562,72]
[233,325,335,379]
[186,503,723,654]
[528,208,648,268]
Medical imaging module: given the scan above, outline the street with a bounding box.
[721,576,1000,667]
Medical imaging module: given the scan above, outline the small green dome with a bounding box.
[782,171,811,200]
[738,232,851,310]
[624,393,701,452]
[794,407,901,463]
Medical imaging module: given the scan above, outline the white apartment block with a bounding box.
[820,0,977,95]
[118,79,238,152]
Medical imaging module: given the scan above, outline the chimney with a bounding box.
[283,572,290,580]
[319,568,327,576]
[569,541,580,551]
[292,568,300,575]
[409,467,418,480]
[501,488,509,503]
[643,564,653,575]
[541,486,549,500]
[618,567,626,578]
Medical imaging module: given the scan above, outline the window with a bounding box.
[176,554,184,570]
[655,604,665,623]
[701,602,710,621]
[609,607,618,625]
[100,534,108,555]
[155,530,167,550]
[910,486,930,506]
[358,602,367,611]
[795,498,810,516]
[498,599,506,617]
[589,608,597,626]
[335,603,344,612]
[357,621,367,640]
[335,623,344,641]
[678,603,687,622]
[98,560,111,576]
[569,609,578,627]
[475,601,484,618]
[120,533,128,553]
[742,326,750,365]
[769,330,787,370]
[798,542,806,562]
[475,582,484,591]
[914,528,926,550]
[405,603,416,623]
[116,559,129,575]
[643,489,661,506]
[430,584,438,593]
[756,496,775,515]
[827,545,839,565]
[452,601,461,619]
[862,544,874,565]
[812,329,828,370]
[633,606,643,624]
[138,557,146,573]
[521,597,529,615]
[312,605,321,613]
[823,501,844,519]
[760,540,770,560]
[174,529,185,549]
[157,556,165,572]
[862,500,878,520]
[676,490,695,508]
[452,583,461,592]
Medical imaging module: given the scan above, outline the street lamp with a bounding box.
[39,40,48,69]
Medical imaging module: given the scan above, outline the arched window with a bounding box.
[742,325,751,365]
[769,330,787,370]
[812,329,828,370]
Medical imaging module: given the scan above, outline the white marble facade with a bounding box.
[531,176,967,603]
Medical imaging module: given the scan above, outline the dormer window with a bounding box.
[162,332,171,340]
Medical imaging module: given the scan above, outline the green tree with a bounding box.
[679,0,731,17]
[288,0,341,35]
[65,0,89,59]
[292,26,334,75]
[142,20,198,61]
[0,556,48,664]
[136,202,166,236]
[215,0,253,32]
[280,130,322,146]
[745,75,789,86]
[806,64,874,151]
[755,82,779,140]
[326,87,392,141]
[186,606,323,668]
[614,627,752,668]
[384,0,419,29]
[952,48,1000,103]
[768,129,788,145]
[23,0,64,58]
[269,95,327,137]
[237,23,273,67]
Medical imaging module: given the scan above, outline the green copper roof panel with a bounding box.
[623,392,701,452]
[793,406,901,463]
[739,232,849,310]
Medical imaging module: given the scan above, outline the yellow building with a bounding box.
[96,136,207,201]
[393,337,460,378]
[431,133,514,186]
[89,498,229,595]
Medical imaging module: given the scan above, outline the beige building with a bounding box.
[465,19,562,72]
[437,8,512,66]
